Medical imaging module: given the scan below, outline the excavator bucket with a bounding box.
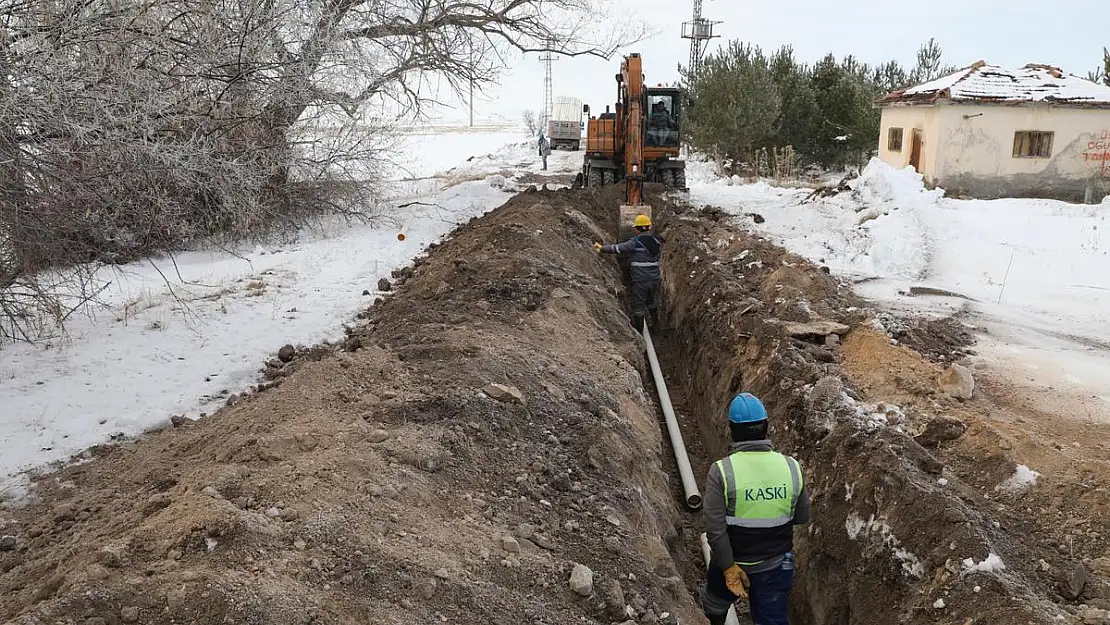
[618,204,652,241]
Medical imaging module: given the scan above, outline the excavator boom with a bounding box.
[622,54,645,209]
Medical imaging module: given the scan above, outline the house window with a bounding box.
[887,127,904,152]
[1012,131,1054,158]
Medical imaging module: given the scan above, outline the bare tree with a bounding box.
[0,0,646,344]
[522,109,540,136]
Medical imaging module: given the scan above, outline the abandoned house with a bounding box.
[877,61,1110,203]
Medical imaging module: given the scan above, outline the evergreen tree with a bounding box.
[768,46,819,158]
[1103,47,1110,86]
[681,37,958,171]
[873,60,909,93]
[909,37,943,84]
[686,42,781,166]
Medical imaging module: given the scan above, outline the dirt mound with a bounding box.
[840,324,1110,621]
[649,199,1066,625]
[0,186,701,625]
[873,311,977,363]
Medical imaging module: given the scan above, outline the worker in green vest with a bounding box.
[701,392,811,625]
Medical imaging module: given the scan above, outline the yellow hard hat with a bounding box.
[633,214,652,227]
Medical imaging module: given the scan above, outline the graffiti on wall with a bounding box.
[1083,129,1110,177]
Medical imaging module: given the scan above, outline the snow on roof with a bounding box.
[880,61,1110,107]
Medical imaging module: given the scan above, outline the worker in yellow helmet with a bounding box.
[593,214,662,332]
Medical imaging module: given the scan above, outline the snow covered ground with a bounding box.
[0,121,580,499]
[687,157,1110,419]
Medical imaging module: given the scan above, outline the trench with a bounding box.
[603,187,1067,625]
[0,183,1072,625]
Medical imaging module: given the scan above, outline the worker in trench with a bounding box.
[701,392,811,625]
[594,214,662,332]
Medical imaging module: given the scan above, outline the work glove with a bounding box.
[593,242,603,253]
[724,564,750,600]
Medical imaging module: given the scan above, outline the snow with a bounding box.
[893,62,1110,105]
[996,464,1042,492]
[845,512,926,578]
[688,156,1110,424]
[962,553,1007,574]
[0,120,578,500]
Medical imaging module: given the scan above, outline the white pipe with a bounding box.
[700,533,742,625]
[641,324,702,509]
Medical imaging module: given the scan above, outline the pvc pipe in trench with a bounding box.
[700,533,741,625]
[641,323,702,509]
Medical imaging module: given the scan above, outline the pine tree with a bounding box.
[686,42,781,170]
[768,46,819,157]
[909,38,943,84]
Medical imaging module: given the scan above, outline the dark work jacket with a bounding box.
[601,233,662,283]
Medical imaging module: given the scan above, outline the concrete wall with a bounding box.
[879,102,1110,202]
[935,104,1110,202]
[878,106,943,182]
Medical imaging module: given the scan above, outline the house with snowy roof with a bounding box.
[878,62,1110,203]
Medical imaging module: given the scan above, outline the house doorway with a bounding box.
[909,129,923,172]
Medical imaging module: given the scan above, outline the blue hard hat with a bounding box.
[728,393,768,423]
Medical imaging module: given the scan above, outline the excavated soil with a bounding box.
[2,181,1106,625]
[0,186,702,625]
[647,200,1075,625]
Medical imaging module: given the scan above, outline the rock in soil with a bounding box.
[515,523,537,539]
[603,578,626,619]
[501,535,521,554]
[277,344,296,363]
[532,532,556,550]
[1077,606,1110,625]
[569,563,594,597]
[377,277,392,292]
[483,383,525,404]
[771,319,850,341]
[937,363,975,400]
[914,416,968,447]
[0,535,15,551]
[1060,561,1089,601]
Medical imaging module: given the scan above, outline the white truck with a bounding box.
[547,96,583,151]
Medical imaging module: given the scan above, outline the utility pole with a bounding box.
[538,38,558,133]
[681,0,720,81]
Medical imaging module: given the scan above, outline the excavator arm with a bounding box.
[616,54,649,238]
[621,54,645,208]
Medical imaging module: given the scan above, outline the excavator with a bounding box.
[575,53,687,238]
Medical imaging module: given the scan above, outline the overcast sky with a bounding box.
[424,0,1107,124]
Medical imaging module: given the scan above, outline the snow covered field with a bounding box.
[688,158,1110,418]
[0,121,577,498]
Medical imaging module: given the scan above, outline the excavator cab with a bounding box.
[645,90,681,149]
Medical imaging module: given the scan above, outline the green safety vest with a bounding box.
[715,450,803,529]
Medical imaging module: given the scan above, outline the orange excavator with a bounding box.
[575,53,686,238]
